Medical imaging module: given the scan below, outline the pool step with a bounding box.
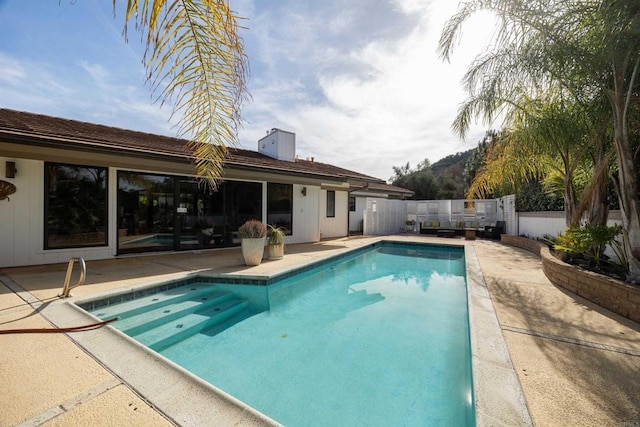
[92,284,219,320]
[132,298,250,352]
[198,305,261,338]
[116,292,234,336]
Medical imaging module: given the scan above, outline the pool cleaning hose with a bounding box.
[0,317,119,334]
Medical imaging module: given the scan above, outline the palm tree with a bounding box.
[120,0,249,187]
[439,0,640,282]
[466,92,599,227]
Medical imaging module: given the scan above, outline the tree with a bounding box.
[516,179,564,212]
[436,175,460,199]
[463,130,498,191]
[120,1,249,187]
[510,97,598,227]
[439,0,640,282]
[390,160,440,199]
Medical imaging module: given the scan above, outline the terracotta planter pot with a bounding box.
[241,238,265,266]
[267,244,284,260]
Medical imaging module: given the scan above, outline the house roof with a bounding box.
[0,108,413,197]
[353,181,415,197]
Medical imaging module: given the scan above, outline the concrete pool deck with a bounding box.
[1,235,639,426]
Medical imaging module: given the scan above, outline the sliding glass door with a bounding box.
[117,172,263,254]
[118,172,175,254]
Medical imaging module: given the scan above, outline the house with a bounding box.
[0,109,413,268]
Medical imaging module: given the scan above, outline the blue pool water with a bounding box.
[121,234,186,245]
[89,242,474,426]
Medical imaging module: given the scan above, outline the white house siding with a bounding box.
[0,156,34,267]
[0,158,115,268]
[291,184,321,243]
[0,156,329,268]
[320,189,349,238]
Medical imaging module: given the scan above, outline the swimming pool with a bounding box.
[84,242,474,425]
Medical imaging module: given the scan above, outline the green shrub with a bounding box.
[554,224,625,269]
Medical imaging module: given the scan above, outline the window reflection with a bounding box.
[118,172,175,254]
[267,183,293,234]
[327,190,336,218]
[117,173,263,254]
[45,163,107,249]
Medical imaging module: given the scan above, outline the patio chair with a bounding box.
[484,221,505,239]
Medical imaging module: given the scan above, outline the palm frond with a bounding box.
[122,0,249,189]
[467,131,547,198]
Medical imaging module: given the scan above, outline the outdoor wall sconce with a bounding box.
[301,186,307,196]
[5,161,16,179]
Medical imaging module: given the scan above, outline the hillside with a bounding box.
[430,149,474,199]
[388,148,476,199]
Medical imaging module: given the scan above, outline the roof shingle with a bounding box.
[0,108,413,197]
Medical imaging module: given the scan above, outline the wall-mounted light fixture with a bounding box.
[5,161,16,179]
[301,186,307,196]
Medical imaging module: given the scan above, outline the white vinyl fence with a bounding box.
[362,196,516,236]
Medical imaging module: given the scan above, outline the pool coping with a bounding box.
[38,239,532,426]
[464,244,533,426]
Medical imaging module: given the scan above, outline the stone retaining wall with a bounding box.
[500,235,640,323]
[500,234,544,255]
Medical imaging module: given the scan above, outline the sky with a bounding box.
[0,0,494,181]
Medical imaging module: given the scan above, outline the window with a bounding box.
[117,173,264,254]
[267,183,293,234]
[326,190,335,217]
[349,196,356,212]
[117,172,176,254]
[45,162,108,249]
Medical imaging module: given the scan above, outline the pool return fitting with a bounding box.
[59,257,86,298]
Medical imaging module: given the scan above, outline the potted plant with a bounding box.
[238,220,267,266]
[266,224,286,260]
[405,219,416,233]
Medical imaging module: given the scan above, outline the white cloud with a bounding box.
[0,0,497,182]
[238,0,495,180]
[0,53,26,83]
[0,51,177,136]
[80,61,111,89]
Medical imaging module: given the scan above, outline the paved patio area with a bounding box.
[1,235,639,426]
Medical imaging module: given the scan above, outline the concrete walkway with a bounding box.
[1,236,639,426]
[474,240,640,426]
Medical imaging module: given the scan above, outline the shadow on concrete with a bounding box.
[486,275,640,423]
[0,295,56,326]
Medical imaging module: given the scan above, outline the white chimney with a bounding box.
[258,128,296,162]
